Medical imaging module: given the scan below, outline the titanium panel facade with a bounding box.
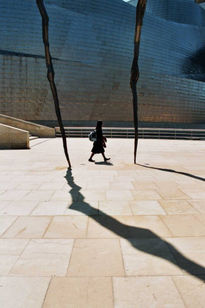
[0,0,205,126]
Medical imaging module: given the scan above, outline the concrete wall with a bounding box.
[0,124,29,149]
[0,114,55,137]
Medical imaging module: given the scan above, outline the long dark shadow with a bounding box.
[65,169,205,282]
[137,163,205,182]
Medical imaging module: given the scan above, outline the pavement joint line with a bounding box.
[42,216,54,238]
[0,216,18,237]
[66,239,76,276]
[41,276,52,307]
[171,276,187,307]
[8,238,30,276]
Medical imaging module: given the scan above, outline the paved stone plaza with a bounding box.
[0,138,205,307]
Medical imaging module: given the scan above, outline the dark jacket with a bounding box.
[91,128,105,153]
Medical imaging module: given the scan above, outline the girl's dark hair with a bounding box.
[96,121,103,129]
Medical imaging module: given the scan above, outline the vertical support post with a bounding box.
[130,0,147,164]
[36,0,71,168]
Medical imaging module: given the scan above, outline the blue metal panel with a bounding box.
[0,0,205,125]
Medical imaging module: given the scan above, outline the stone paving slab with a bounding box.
[0,277,50,308]
[113,276,185,307]
[0,138,205,307]
[44,277,113,308]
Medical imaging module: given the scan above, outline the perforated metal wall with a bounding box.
[0,0,205,126]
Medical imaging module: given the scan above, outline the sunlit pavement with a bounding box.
[0,138,205,307]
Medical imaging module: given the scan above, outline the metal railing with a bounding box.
[55,127,205,140]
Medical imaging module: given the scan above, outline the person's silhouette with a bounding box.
[89,121,110,162]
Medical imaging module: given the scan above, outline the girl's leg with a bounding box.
[88,153,95,162]
[102,153,110,162]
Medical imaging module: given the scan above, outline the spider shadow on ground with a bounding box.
[137,163,205,182]
[65,168,205,283]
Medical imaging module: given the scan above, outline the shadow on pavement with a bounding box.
[95,161,113,166]
[65,168,205,282]
[137,163,205,182]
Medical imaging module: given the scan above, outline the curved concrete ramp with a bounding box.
[0,123,29,149]
[0,114,55,138]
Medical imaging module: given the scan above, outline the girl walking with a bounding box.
[88,121,110,162]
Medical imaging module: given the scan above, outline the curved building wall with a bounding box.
[0,0,205,126]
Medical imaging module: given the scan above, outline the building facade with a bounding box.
[0,0,205,127]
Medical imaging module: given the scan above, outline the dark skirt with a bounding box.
[91,141,104,153]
